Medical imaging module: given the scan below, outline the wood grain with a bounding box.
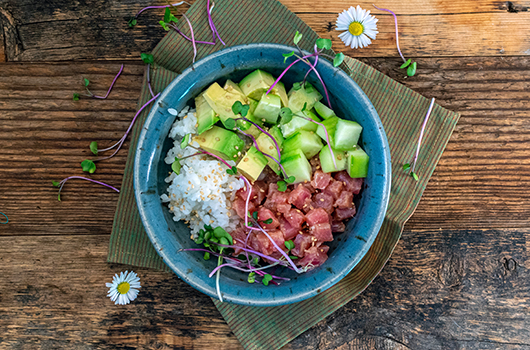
[1,0,530,62]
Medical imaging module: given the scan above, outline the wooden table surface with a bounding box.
[1,0,530,349]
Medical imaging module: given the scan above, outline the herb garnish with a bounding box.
[73,64,124,101]
[81,159,96,174]
[52,176,119,201]
[404,98,435,181]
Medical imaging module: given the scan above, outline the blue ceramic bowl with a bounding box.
[135,43,391,306]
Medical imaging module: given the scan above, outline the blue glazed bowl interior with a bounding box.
[135,43,391,306]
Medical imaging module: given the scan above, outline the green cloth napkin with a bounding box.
[108,0,460,349]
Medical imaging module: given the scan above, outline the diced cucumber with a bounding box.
[314,101,336,120]
[237,146,268,182]
[280,110,321,138]
[236,113,262,138]
[254,94,281,124]
[287,82,323,113]
[268,125,284,148]
[281,148,312,184]
[316,116,363,151]
[256,127,283,174]
[319,145,347,173]
[347,146,369,178]
[195,126,245,161]
[195,93,219,135]
[283,130,323,159]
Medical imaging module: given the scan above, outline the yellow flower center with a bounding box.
[117,282,131,295]
[348,22,364,36]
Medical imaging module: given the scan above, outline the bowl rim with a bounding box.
[134,43,391,306]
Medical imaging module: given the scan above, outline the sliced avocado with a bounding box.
[256,126,283,174]
[316,116,363,151]
[280,110,321,138]
[203,82,247,126]
[347,146,369,178]
[195,125,245,161]
[237,113,262,138]
[283,130,323,159]
[272,81,289,107]
[319,145,347,173]
[239,69,276,100]
[224,79,246,100]
[237,146,268,182]
[281,148,312,184]
[287,82,323,113]
[195,93,219,135]
[254,94,281,124]
[313,101,336,120]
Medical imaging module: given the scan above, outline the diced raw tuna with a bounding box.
[279,216,299,240]
[266,229,285,251]
[288,184,312,209]
[264,190,290,213]
[233,198,256,219]
[324,179,344,200]
[251,232,272,256]
[334,191,353,209]
[331,221,346,232]
[310,222,333,242]
[313,192,334,213]
[291,234,317,258]
[253,181,268,204]
[311,170,332,190]
[305,208,330,226]
[302,182,316,194]
[276,203,292,215]
[257,207,280,229]
[335,206,357,221]
[297,246,328,268]
[284,209,305,229]
[335,171,363,194]
[230,226,248,255]
[267,182,279,197]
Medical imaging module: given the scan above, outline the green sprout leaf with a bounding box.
[262,218,273,225]
[252,211,258,220]
[159,20,170,31]
[293,82,302,91]
[252,256,259,265]
[301,102,308,112]
[316,38,332,50]
[226,166,238,175]
[402,163,411,171]
[411,171,419,181]
[81,159,96,174]
[164,7,171,23]
[224,118,236,130]
[400,58,412,69]
[407,61,417,77]
[284,240,295,250]
[128,17,137,27]
[72,93,80,101]
[248,272,256,284]
[52,181,61,187]
[231,101,243,115]
[333,52,345,67]
[277,181,287,192]
[89,141,98,155]
[141,53,154,64]
[285,176,296,184]
[172,158,182,175]
[304,82,315,93]
[180,134,191,149]
[283,51,294,63]
[280,107,293,124]
[262,274,273,286]
[84,78,90,87]
[240,104,249,117]
[293,31,303,45]
[289,255,298,260]
[204,252,210,260]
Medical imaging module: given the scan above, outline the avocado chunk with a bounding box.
[316,116,363,151]
[224,79,246,100]
[281,148,312,184]
[195,126,245,161]
[203,82,248,127]
[319,145,347,173]
[280,110,321,138]
[239,69,276,100]
[237,146,268,182]
[254,94,281,124]
[195,93,219,135]
[273,81,289,107]
[287,82,323,113]
[256,126,284,174]
[313,101,336,120]
[347,146,369,178]
[283,130,323,159]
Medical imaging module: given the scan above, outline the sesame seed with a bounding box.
[233,155,237,158]
[215,137,220,141]
[261,118,266,122]
[269,146,274,150]
[244,158,249,162]
[183,115,188,119]
[320,198,324,202]
[235,146,239,150]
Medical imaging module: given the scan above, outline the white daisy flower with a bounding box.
[105,270,141,305]
[336,5,378,49]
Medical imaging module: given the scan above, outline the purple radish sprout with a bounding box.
[208,261,282,278]
[411,98,435,173]
[235,118,282,162]
[266,53,318,95]
[297,115,337,170]
[95,92,160,161]
[193,148,234,169]
[372,5,407,63]
[209,241,292,268]
[298,48,332,108]
[182,14,197,63]
[237,129,289,178]
[146,64,155,98]
[92,64,124,99]
[56,176,119,201]
[134,1,191,19]
[180,248,242,263]
[302,53,317,86]
[254,269,289,282]
[168,23,216,45]
[207,0,225,45]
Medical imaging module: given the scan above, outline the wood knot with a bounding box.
[438,253,465,287]
[499,257,517,278]
[499,1,528,13]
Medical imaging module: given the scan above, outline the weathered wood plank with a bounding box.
[1,0,530,61]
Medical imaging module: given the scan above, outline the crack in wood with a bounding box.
[0,6,23,61]
[498,1,529,12]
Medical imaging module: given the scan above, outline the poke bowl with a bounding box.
[134,43,391,306]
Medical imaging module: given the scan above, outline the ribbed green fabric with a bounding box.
[108,1,460,349]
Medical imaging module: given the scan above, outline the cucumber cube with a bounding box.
[316,116,363,151]
[280,110,321,138]
[281,148,312,184]
[283,130,323,159]
[314,101,336,120]
[254,94,281,124]
[319,145,347,173]
[237,146,268,182]
[347,146,369,178]
[287,82,323,113]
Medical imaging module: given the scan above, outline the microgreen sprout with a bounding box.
[225,166,238,175]
[172,158,182,174]
[261,274,273,286]
[73,65,124,101]
[180,134,191,149]
[405,97,435,181]
[284,240,295,251]
[73,93,80,101]
[52,176,119,201]
[141,53,154,64]
[283,51,294,63]
[248,272,256,283]
[293,30,303,45]
[81,159,96,174]
[182,13,197,63]
[262,218,273,225]
[90,141,98,155]
[372,5,417,77]
[280,107,293,124]
[277,181,287,192]
[316,38,332,50]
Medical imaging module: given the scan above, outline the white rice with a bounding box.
[161,106,244,237]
